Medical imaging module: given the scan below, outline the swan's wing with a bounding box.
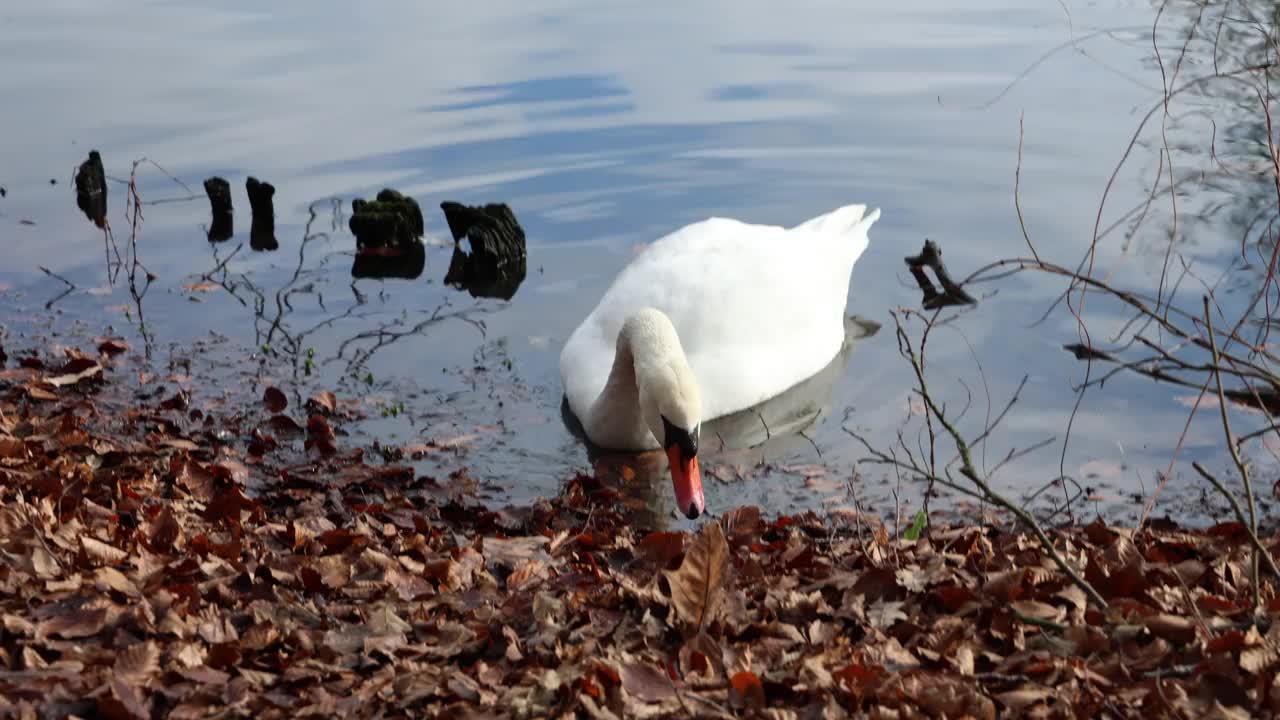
[561,205,878,422]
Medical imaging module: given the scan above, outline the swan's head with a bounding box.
[626,309,705,519]
[647,365,703,520]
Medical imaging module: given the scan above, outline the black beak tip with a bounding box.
[685,504,701,520]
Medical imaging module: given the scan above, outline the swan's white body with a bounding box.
[560,203,880,453]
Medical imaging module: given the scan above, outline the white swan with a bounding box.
[560,203,880,519]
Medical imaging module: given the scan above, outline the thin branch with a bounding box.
[891,310,1107,609]
[1203,295,1266,606]
[1014,112,1041,264]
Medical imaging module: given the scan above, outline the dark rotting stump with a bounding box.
[349,189,424,249]
[204,177,233,243]
[440,201,527,301]
[74,150,107,228]
[904,239,977,310]
[246,177,277,252]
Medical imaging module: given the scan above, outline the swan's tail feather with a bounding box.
[791,203,881,239]
[792,203,879,273]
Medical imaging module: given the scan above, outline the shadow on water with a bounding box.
[351,243,426,280]
[560,315,881,527]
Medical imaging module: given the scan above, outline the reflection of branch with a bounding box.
[186,197,494,381]
[331,298,492,374]
[200,243,242,281]
[125,159,155,358]
[38,266,75,309]
[190,198,346,369]
[262,200,335,353]
[101,225,122,285]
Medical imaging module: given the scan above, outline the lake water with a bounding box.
[1,0,1273,527]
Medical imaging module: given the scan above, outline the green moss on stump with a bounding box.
[349,189,424,248]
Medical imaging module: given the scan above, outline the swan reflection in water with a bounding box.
[561,315,880,527]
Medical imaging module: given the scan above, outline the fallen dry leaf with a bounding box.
[113,641,160,683]
[729,670,766,709]
[31,545,59,579]
[619,662,675,703]
[663,521,729,630]
[107,673,150,719]
[637,531,685,565]
[1145,614,1198,644]
[148,506,181,551]
[38,607,107,639]
[308,390,337,415]
[45,361,102,387]
[0,435,25,459]
[97,338,129,356]
[1241,623,1280,673]
[95,567,140,597]
[506,558,547,591]
[263,386,288,413]
[483,535,550,570]
[1010,599,1067,625]
[867,599,908,631]
[995,686,1054,714]
[81,535,128,565]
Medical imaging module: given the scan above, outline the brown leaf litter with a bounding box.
[0,337,1279,718]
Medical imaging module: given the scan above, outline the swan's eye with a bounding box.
[661,415,698,458]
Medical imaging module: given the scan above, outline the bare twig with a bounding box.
[1202,295,1267,605]
[1014,112,1041,264]
[870,309,1107,609]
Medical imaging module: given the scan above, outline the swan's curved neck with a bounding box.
[585,310,693,451]
[586,329,653,450]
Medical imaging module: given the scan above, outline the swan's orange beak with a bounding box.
[667,445,704,519]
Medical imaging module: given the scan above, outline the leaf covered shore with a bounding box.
[0,338,1277,719]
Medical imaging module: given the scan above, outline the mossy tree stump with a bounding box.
[349,189,424,249]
